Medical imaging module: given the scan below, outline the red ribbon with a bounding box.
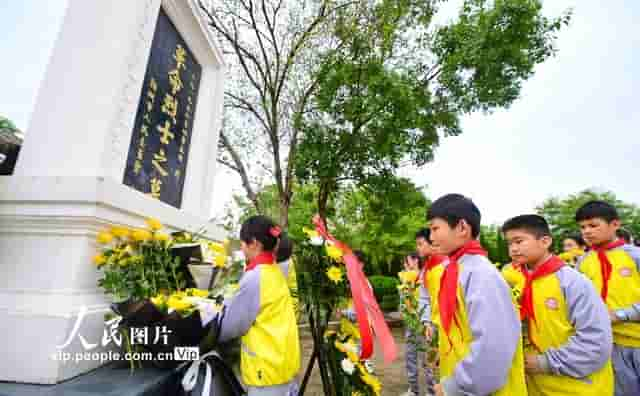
[245,251,275,272]
[313,215,397,363]
[592,239,625,300]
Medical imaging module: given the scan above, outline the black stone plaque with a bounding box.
[123,8,202,208]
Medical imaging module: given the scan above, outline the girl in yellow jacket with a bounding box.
[219,216,300,396]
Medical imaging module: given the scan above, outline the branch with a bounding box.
[218,130,261,211]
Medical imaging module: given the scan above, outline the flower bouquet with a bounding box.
[93,219,240,372]
[296,216,396,396]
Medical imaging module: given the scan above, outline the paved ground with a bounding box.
[298,325,435,396]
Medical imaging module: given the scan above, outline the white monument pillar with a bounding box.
[0,0,225,384]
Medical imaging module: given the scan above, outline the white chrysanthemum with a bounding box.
[309,236,324,246]
[341,358,355,375]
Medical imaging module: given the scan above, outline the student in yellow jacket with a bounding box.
[575,201,640,396]
[427,194,527,396]
[503,214,613,396]
[219,216,300,396]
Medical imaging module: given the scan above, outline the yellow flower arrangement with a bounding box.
[209,242,226,255]
[326,245,343,262]
[110,226,130,238]
[303,226,321,239]
[154,232,170,242]
[326,266,344,283]
[97,232,113,244]
[132,229,152,242]
[93,254,106,267]
[214,254,227,268]
[167,294,193,311]
[145,217,163,231]
[187,288,210,298]
[398,270,419,285]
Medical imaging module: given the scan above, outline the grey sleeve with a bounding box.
[419,283,432,324]
[619,246,640,321]
[541,268,612,378]
[442,257,520,396]
[218,268,261,343]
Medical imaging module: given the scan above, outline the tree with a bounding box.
[229,176,429,275]
[295,0,571,220]
[480,224,510,265]
[536,189,640,250]
[201,0,570,228]
[332,176,429,276]
[199,0,356,226]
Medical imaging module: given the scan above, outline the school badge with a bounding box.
[619,267,632,277]
[545,297,559,310]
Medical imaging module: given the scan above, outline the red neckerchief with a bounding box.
[518,255,565,323]
[422,254,446,289]
[439,240,487,339]
[245,252,275,272]
[592,239,625,300]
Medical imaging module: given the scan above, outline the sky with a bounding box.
[1,0,638,226]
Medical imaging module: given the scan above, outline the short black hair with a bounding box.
[415,228,431,242]
[276,234,293,262]
[564,233,586,248]
[502,214,551,239]
[575,200,619,223]
[616,228,632,244]
[427,194,481,238]
[239,215,280,251]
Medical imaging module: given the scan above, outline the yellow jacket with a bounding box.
[429,254,527,396]
[219,263,300,386]
[578,245,640,347]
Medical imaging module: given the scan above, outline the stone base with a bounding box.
[0,176,223,384]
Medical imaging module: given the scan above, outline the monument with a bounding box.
[0,0,224,384]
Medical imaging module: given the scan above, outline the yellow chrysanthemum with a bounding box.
[214,254,227,268]
[167,295,192,311]
[154,232,170,242]
[352,391,364,396]
[150,294,167,307]
[209,242,226,255]
[502,265,525,289]
[398,270,419,284]
[97,232,113,244]
[326,266,344,283]
[187,288,210,298]
[340,317,361,340]
[132,229,152,242]
[93,254,106,267]
[110,226,130,238]
[303,226,320,239]
[145,218,163,231]
[326,245,343,262]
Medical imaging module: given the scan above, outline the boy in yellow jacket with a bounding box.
[503,214,613,396]
[427,194,526,396]
[575,201,640,396]
[219,216,300,396]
